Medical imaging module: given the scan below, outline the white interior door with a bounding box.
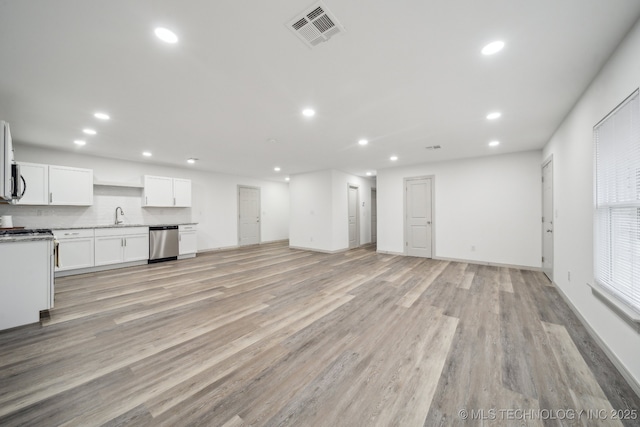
[542,160,554,280]
[239,186,260,246]
[405,177,433,258]
[348,185,359,248]
[371,189,377,243]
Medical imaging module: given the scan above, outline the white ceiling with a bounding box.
[1,1,639,182]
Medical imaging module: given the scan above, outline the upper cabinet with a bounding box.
[49,165,93,205]
[173,178,192,207]
[17,162,48,205]
[17,162,93,206]
[143,175,191,207]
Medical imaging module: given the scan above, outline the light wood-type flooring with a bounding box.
[0,242,638,426]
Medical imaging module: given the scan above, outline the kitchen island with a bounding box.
[0,230,54,330]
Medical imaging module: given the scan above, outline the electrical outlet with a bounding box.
[471,245,476,252]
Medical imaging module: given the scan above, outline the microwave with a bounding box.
[1,121,25,203]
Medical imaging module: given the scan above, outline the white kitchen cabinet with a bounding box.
[15,163,93,206]
[173,178,192,207]
[55,229,95,271]
[16,162,49,205]
[179,224,197,257]
[95,227,149,266]
[143,175,191,207]
[123,233,149,262]
[143,175,174,207]
[49,165,93,205]
[0,239,54,330]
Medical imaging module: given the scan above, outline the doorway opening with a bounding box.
[542,158,554,280]
[348,185,359,249]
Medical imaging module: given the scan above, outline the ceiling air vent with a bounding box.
[287,2,345,48]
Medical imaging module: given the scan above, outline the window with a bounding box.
[594,89,640,314]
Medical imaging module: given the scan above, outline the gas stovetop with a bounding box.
[0,229,53,237]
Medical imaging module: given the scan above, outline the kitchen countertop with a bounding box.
[50,223,198,230]
[0,234,55,243]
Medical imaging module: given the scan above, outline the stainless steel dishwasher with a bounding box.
[149,226,179,263]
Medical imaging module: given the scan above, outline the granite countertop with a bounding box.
[50,223,198,230]
[0,234,55,243]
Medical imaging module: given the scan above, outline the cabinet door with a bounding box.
[123,234,149,262]
[16,162,49,205]
[173,178,192,207]
[143,175,174,207]
[94,236,124,266]
[179,231,197,255]
[57,238,95,271]
[49,165,93,205]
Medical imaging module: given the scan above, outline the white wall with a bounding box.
[289,170,333,251]
[542,19,640,388]
[289,169,373,252]
[0,145,290,251]
[377,150,542,268]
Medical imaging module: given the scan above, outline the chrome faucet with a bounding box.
[115,206,125,225]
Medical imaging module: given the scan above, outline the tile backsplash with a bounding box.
[0,186,191,228]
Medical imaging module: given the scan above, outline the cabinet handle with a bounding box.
[146,196,148,205]
[49,192,53,203]
[124,238,127,247]
[179,234,182,242]
[174,197,176,206]
[64,232,79,236]
[121,238,124,247]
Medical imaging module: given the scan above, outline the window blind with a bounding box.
[594,89,640,313]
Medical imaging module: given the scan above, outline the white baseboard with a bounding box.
[553,281,640,398]
[433,255,541,271]
[376,249,404,256]
[198,239,290,254]
[289,245,349,254]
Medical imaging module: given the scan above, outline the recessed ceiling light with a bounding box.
[390,155,398,161]
[142,151,152,157]
[482,40,505,55]
[154,27,178,44]
[74,140,86,146]
[83,128,97,135]
[358,139,369,146]
[488,140,500,147]
[285,177,290,181]
[94,112,110,120]
[187,158,197,164]
[302,108,315,117]
[366,172,372,176]
[274,167,281,172]
[486,112,502,120]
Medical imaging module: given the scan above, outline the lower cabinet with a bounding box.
[54,229,95,271]
[179,224,197,257]
[95,227,149,266]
